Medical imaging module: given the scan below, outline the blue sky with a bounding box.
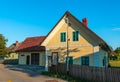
[0,0,120,49]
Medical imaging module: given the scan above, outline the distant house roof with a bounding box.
[15,36,46,52]
[110,50,116,55]
[8,41,21,52]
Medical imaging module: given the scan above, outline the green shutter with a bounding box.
[86,57,89,66]
[72,32,75,41]
[76,31,79,41]
[60,32,66,42]
[64,33,66,42]
[66,56,73,64]
[60,33,63,42]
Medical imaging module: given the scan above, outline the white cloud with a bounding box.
[112,28,120,31]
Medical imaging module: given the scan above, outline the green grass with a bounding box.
[109,60,120,68]
[42,71,91,82]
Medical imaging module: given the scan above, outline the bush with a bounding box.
[2,59,18,65]
[42,71,91,82]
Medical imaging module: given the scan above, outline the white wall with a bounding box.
[19,53,27,65]
[39,52,46,66]
[93,49,108,67]
[73,54,93,66]
[100,49,108,67]
[94,52,100,67]
[18,52,45,66]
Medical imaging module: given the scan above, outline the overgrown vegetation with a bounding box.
[110,47,120,60]
[109,60,120,68]
[3,59,18,65]
[115,47,120,60]
[109,47,120,68]
[0,34,9,57]
[42,71,91,82]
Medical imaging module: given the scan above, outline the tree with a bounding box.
[0,34,8,57]
[115,47,120,60]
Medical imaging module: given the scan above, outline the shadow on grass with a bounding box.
[4,64,45,77]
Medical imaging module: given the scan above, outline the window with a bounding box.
[66,56,73,64]
[21,54,24,56]
[72,31,79,41]
[60,32,66,42]
[31,53,39,65]
[81,56,89,66]
[52,52,58,65]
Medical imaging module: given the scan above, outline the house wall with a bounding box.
[19,53,26,65]
[18,52,45,66]
[99,49,108,67]
[42,15,109,67]
[94,52,101,67]
[73,54,94,66]
[39,52,46,66]
[93,48,108,67]
[5,53,18,60]
[43,18,97,66]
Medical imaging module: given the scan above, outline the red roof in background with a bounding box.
[16,36,46,52]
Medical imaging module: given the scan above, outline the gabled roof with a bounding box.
[16,36,46,52]
[66,11,111,52]
[42,11,111,52]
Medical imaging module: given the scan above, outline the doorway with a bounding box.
[26,55,30,65]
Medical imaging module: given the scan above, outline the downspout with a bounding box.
[45,48,49,71]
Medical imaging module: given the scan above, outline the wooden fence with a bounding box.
[50,63,120,82]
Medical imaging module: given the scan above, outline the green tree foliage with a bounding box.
[0,34,8,57]
[115,47,120,60]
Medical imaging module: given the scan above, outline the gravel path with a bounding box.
[0,64,67,82]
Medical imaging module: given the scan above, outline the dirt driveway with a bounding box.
[0,64,67,82]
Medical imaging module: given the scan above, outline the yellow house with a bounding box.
[41,11,111,71]
[16,11,111,71]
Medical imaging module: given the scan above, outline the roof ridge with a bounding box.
[26,36,46,39]
[16,36,46,52]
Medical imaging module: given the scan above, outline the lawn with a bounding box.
[109,60,120,67]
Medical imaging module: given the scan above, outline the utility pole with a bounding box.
[65,16,69,75]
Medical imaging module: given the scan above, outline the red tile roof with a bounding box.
[16,36,46,52]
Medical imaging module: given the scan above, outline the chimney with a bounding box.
[82,18,88,27]
[16,41,19,47]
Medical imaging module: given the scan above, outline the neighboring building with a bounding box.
[109,51,117,60]
[41,11,111,71]
[16,36,46,66]
[16,11,111,70]
[6,41,20,60]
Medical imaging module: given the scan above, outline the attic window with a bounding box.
[72,31,79,41]
[60,32,66,42]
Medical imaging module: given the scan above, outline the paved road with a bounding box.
[0,64,66,82]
